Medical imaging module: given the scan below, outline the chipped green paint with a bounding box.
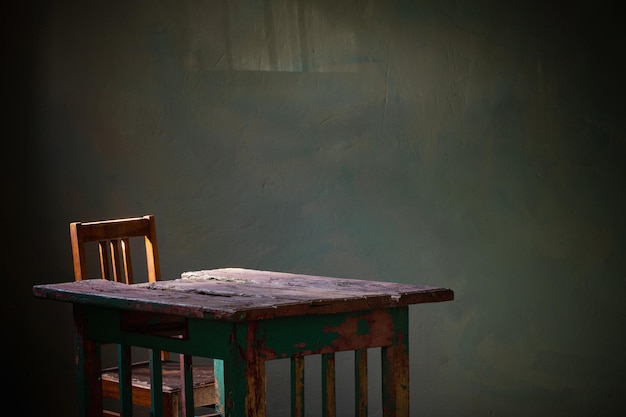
[356,318,370,336]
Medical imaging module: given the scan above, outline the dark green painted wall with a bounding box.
[4,1,624,416]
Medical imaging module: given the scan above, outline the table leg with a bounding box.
[180,353,195,417]
[214,359,225,416]
[381,307,409,417]
[244,336,266,417]
[149,348,164,417]
[117,344,133,416]
[74,304,103,417]
[217,322,267,417]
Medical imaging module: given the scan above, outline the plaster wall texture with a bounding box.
[4,1,624,416]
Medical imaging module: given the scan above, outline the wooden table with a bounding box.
[33,268,453,417]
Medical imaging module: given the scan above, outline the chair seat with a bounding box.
[101,360,217,411]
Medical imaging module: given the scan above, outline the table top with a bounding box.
[32,268,454,321]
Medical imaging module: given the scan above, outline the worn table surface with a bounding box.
[32,267,454,321]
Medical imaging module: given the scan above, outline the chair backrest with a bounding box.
[70,215,161,284]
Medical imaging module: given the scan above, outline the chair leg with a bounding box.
[163,394,178,417]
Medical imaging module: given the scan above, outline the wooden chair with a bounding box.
[69,215,217,417]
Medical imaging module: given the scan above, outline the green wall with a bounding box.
[4,1,624,416]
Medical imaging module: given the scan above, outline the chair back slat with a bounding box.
[97,241,111,281]
[120,238,133,284]
[102,238,132,284]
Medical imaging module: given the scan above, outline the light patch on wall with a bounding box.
[232,0,357,72]
[186,0,359,73]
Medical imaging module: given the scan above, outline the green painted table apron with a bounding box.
[32,268,454,417]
